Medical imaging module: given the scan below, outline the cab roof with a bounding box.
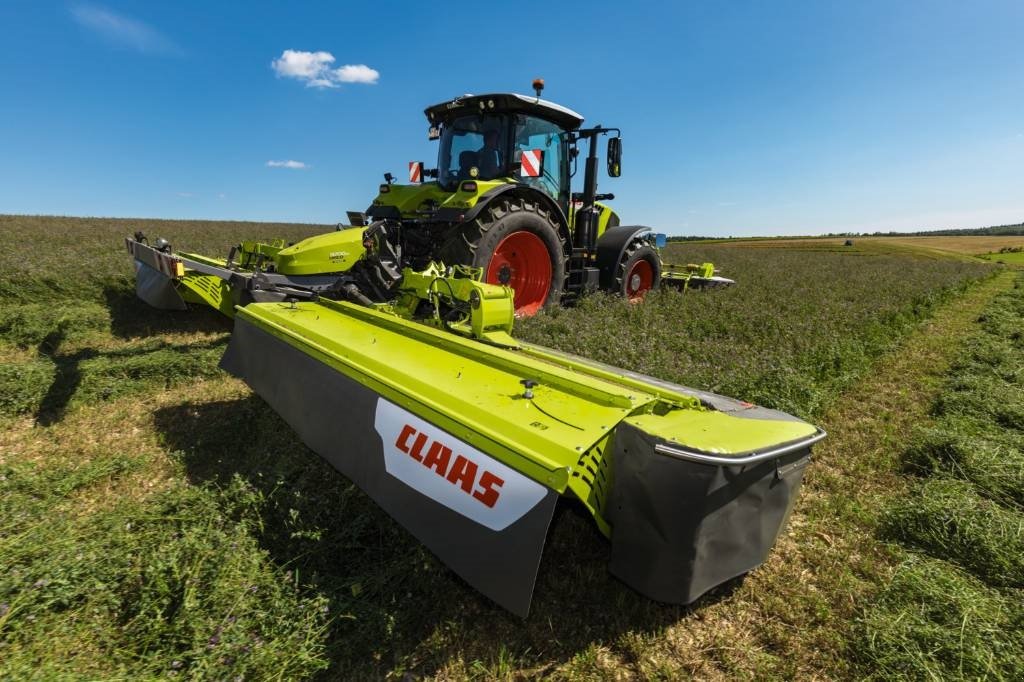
[424,93,584,131]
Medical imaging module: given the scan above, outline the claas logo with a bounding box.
[395,424,504,507]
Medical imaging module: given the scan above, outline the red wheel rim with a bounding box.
[485,231,552,316]
[625,259,654,302]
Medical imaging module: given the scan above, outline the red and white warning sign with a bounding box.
[374,398,548,530]
[409,161,423,183]
[520,149,544,178]
[125,238,185,278]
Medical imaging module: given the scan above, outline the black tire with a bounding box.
[440,197,566,315]
[615,242,661,300]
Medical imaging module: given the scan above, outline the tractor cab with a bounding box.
[360,81,727,316]
[426,92,583,214]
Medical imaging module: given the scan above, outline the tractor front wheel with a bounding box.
[444,198,566,316]
[617,242,661,302]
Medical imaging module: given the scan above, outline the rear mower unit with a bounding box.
[124,83,819,617]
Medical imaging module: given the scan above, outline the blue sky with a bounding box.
[1,1,1022,236]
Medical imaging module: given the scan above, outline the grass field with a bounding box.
[1,214,1019,679]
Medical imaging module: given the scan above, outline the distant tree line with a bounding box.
[666,235,721,242]
[818,222,1024,238]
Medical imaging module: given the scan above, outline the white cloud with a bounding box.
[271,50,379,88]
[272,50,335,79]
[333,64,379,84]
[70,4,180,55]
[266,160,309,169]
[176,192,194,198]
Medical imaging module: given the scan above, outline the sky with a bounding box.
[1,1,1022,237]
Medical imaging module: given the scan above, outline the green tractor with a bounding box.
[130,80,730,320]
[365,78,730,315]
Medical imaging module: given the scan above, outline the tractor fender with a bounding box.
[465,185,573,257]
[595,225,655,289]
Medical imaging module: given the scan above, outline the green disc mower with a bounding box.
[124,82,820,617]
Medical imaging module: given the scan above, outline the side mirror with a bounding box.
[654,233,667,249]
[607,137,622,177]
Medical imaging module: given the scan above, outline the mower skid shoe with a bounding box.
[220,316,558,618]
[607,422,810,604]
[133,260,187,310]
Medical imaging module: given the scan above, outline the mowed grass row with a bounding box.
[857,274,1024,680]
[0,215,1000,678]
[1,216,335,678]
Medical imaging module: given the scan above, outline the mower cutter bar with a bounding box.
[218,296,819,615]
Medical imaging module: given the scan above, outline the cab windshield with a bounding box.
[437,114,512,189]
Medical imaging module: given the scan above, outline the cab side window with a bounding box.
[515,118,565,202]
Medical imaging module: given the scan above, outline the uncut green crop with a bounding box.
[518,244,992,418]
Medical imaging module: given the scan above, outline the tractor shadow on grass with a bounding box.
[29,287,228,426]
[33,327,228,426]
[155,396,742,678]
[34,326,97,426]
[103,285,229,340]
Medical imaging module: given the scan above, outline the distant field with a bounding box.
[892,235,1024,254]
[2,214,1017,679]
[717,235,1024,257]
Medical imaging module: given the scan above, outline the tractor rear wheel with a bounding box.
[443,198,566,316]
[616,242,661,302]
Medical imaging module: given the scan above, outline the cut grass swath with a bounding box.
[859,273,1024,680]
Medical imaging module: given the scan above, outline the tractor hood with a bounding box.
[275,227,368,276]
[369,180,507,220]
